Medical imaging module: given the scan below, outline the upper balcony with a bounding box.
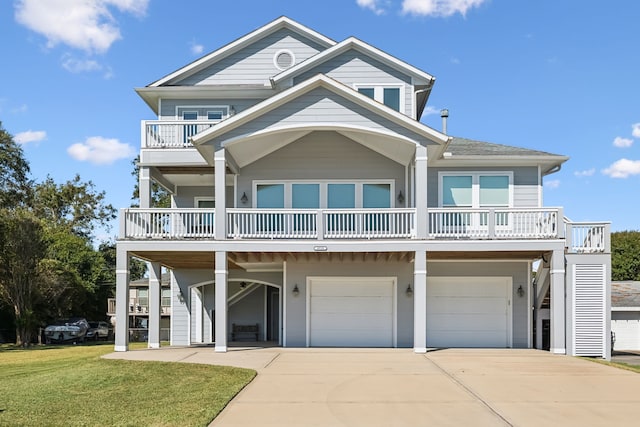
[142,121,207,148]
[118,207,610,254]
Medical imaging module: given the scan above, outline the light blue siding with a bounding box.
[174,29,327,86]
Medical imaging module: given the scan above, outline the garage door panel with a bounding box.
[311,328,392,347]
[311,297,394,314]
[426,277,511,348]
[309,278,395,348]
[612,318,640,350]
[429,297,507,314]
[428,314,508,331]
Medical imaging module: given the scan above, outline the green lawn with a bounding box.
[0,343,256,426]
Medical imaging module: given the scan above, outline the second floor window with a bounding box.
[356,85,402,112]
[440,173,512,208]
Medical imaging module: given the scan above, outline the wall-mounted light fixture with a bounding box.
[229,105,236,116]
[240,281,247,289]
[240,192,248,204]
[177,289,185,303]
[405,284,413,297]
[517,285,525,298]
[292,284,300,297]
[397,190,405,204]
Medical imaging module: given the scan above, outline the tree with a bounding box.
[612,231,640,281]
[0,122,33,208]
[0,209,49,345]
[33,175,116,239]
[130,156,171,208]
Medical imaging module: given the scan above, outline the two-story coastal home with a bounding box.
[115,17,611,358]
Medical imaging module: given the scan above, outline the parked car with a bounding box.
[86,321,111,341]
[44,318,89,344]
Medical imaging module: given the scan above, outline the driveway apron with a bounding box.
[208,348,640,427]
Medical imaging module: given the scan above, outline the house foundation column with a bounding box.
[414,250,427,353]
[114,247,130,352]
[550,249,566,354]
[214,251,228,352]
[214,149,226,240]
[147,262,161,349]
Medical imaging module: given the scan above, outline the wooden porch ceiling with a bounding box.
[129,250,546,270]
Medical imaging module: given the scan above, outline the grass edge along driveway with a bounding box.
[0,344,256,426]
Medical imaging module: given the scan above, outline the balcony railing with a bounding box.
[428,208,561,240]
[121,208,215,239]
[565,220,611,253]
[107,298,172,316]
[227,209,415,239]
[142,120,216,148]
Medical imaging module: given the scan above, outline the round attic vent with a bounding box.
[274,49,295,71]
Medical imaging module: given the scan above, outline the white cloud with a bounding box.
[67,136,135,165]
[61,55,103,73]
[602,158,640,179]
[613,136,633,148]
[14,0,149,54]
[357,0,387,15]
[632,123,640,138]
[544,179,561,189]
[574,168,595,177]
[422,106,441,116]
[190,41,204,55]
[402,0,487,17]
[14,130,47,145]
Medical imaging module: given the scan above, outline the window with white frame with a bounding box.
[439,172,512,208]
[355,85,403,112]
[254,181,393,209]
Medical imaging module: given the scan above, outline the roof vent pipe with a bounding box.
[440,109,449,134]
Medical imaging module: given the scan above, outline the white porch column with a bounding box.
[550,249,566,354]
[214,149,227,240]
[414,146,428,239]
[147,262,161,349]
[139,166,151,209]
[414,250,427,353]
[114,247,130,352]
[214,251,228,352]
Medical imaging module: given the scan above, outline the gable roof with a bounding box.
[270,36,435,87]
[612,282,640,308]
[433,136,569,174]
[191,74,449,167]
[148,16,336,87]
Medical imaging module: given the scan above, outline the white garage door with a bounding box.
[612,313,640,350]
[427,277,511,348]
[308,277,395,347]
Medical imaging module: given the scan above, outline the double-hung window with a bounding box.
[177,106,230,144]
[355,85,403,113]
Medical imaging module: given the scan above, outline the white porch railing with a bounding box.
[142,120,216,148]
[428,208,562,240]
[121,208,215,239]
[565,220,611,253]
[226,208,416,239]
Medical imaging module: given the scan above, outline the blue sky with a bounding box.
[1,0,638,240]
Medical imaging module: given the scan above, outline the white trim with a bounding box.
[537,165,542,207]
[253,179,395,209]
[438,171,514,208]
[527,261,532,349]
[551,347,566,354]
[150,16,335,87]
[283,260,287,347]
[353,83,405,114]
[114,345,128,352]
[176,105,229,120]
[271,37,434,86]
[305,276,397,348]
[273,49,296,71]
[612,307,640,312]
[194,196,215,208]
[263,286,268,341]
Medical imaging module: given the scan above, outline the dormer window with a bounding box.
[355,85,403,113]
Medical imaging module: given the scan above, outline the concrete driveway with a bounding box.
[105,347,640,426]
